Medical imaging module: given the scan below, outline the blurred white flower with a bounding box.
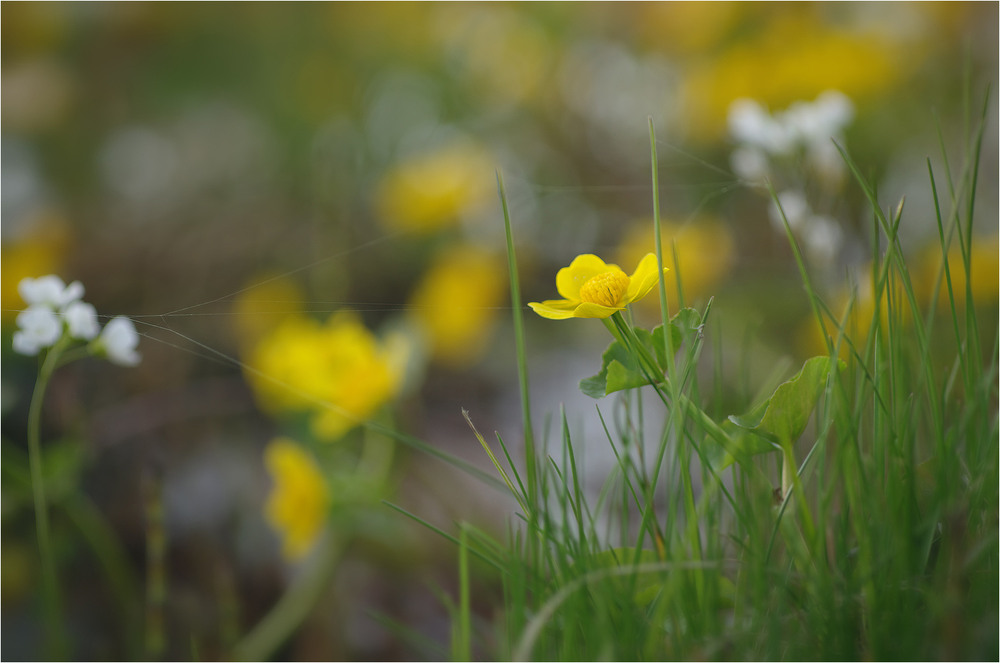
[769,190,811,232]
[95,316,141,366]
[730,90,853,165]
[13,274,142,368]
[18,275,85,310]
[812,90,854,138]
[13,305,62,356]
[63,301,100,341]
[730,92,854,267]
[730,145,770,183]
[728,98,770,143]
[802,215,844,267]
[728,98,793,154]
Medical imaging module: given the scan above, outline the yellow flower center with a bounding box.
[579,270,630,308]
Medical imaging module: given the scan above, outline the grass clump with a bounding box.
[453,100,998,661]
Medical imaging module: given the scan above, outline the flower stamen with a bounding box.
[579,271,630,308]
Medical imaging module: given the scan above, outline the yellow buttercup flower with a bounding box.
[230,274,304,351]
[913,235,999,309]
[1,211,71,325]
[248,312,402,441]
[679,10,906,141]
[528,253,666,320]
[408,245,506,367]
[374,140,493,233]
[263,438,330,561]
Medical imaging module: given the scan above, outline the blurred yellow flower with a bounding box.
[231,275,304,351]
[681,11,905,141]
[408,245,506,367]
[263,438,330,561]
[529,253,665,320]
[248,312,401,441]
[374,140,494,233]
[913,235,999,309]
[800,235,998,360]
[634,2,747,56]
[1,213,70,325]
[616,219,734,311]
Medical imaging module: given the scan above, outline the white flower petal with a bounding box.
[97,316,141,366]
[12,305,63,355]
[17,274,85,309]
[58,281,85,308]
[64,301,100,341]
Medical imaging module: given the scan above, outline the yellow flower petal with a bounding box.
[574,301,624,318]
[246,311,401,441]
[407,245,505,367]
[528,299,580,320]
[530,252,667,321]
[555,254,622,300]
[624,253,664,304]
[263,438,329,560]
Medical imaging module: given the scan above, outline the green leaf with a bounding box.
[579,309,701,398]
[752,356,843,445]
[604,359,648,395]
[710,356,844,469]
[579,338,641,398]
[703,419,781,471]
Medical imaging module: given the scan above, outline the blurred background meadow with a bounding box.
[2,2,997,660]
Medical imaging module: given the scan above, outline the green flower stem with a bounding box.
[359,420,395,488]
[232,533,343,661]
[26,335,72,660]
[607,313,730,451]
[603,315,669,554]
[608,312,717,569]
[612,313,706,580]
[56,345,92,368]
[779,439,816,545]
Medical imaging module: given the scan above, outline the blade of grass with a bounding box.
[464,409,529,515]
[452,524,472,662]
[496,169,539,546]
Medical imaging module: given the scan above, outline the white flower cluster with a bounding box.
[728,90,854,186]
[766,190,844,267]
[13,275,141,366]
[728,91,855,268]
